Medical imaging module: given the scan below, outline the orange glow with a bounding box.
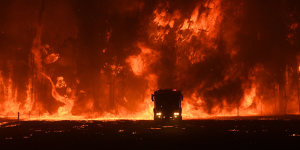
[242,86,256,109]
[126,43,159,76]
[44,53,59,64]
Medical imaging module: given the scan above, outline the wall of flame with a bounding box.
[0,0,299,120]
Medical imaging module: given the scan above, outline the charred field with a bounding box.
[1,117,300,149]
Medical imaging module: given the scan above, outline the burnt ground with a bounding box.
[1,117,300,149]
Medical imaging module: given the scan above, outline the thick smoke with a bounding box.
[0,0,299,118]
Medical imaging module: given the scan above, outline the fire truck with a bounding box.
[151,89,183,121]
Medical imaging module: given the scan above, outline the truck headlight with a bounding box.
[156,112,162,116]
[174,112,179,116]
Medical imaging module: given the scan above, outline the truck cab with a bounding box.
[152,89,183,121]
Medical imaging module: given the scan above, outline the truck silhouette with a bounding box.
[152,89,183,121]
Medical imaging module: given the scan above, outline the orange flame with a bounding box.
[0,0,299,121]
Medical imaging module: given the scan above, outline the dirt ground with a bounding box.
[1,118,300,149]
